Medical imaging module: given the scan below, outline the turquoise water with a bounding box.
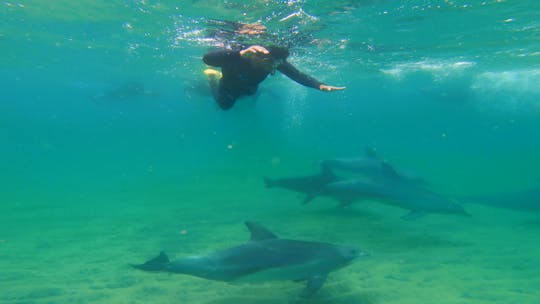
[1,1,540,303]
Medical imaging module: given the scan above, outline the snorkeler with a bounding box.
[203,45,346,110]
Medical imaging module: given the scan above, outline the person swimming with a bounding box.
[203,45,345,110]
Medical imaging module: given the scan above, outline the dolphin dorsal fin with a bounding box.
[245,222,278,241]
[320,165,336,180]
[381,162,400,179]
[365,147,380,159]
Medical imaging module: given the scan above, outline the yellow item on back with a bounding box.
[204,68,222,79]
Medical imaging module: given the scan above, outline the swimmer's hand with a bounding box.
[240,45,270,57]
[319,84,346,92]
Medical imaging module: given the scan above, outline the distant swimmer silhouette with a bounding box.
[203,45,345,110]
[93,81,158,101]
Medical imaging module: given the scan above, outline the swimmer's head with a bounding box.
[246,45,289,73]
[267,46,289,60]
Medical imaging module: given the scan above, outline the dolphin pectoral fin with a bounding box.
[131,251,170,272]
[401,210,426,220]
[300,273,328,298]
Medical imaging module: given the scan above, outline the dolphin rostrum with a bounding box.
[132,222,366,297]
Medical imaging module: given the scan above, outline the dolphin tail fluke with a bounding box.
[131,251,170,272]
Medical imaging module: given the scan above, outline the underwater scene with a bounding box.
[1,1,540,303]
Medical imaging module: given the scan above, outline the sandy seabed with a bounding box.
[1,177,539,304]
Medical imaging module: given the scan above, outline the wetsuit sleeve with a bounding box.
[277,61,323,89]
[203,50,241,67]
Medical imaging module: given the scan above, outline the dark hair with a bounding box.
[267,46,289,60]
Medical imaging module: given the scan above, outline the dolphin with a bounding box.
[320,147,426,185]
[93,81,158,101]
[322,178,469,219]
[459,186,540,212]
[263,166,341,204]
[132,222,365,297]
[319,147,385,176]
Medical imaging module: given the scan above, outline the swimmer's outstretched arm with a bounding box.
[278,61,346,92]
[239,45,346,91]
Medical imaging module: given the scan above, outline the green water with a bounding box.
[1,1,540,303]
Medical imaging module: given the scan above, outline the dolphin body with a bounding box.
[322,178,469,219]
[263,166,341,204]
[93,81,158,101]
[460,186,540,212]
[320,147,426,186]
[132,222,364,297]
[319,148,386,178]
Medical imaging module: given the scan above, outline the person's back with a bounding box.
[204,48,271,96]
[203,45,345,110]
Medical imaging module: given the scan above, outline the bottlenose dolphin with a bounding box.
[322,178,469,219]
[320,147,426,185]
[263,166,340,204]
[93,81,158,101]
[132,222,365,297]
[459,186,540,212]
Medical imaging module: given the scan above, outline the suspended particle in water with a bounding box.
[123,22,133,31]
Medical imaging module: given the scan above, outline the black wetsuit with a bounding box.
[203,49,323,110]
